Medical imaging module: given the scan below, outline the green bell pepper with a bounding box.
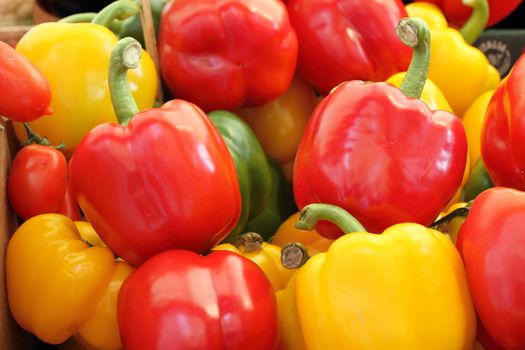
[244,158,297,241]
[463,159,494,201]
[209,110,272,241]
[118,0,169,46]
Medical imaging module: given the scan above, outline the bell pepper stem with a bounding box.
[59,12,97,23]
[281,242,310,269]
[296,203,366,233]
[460,0,489,45]
[109,37,141,126]
[21,123,65,150]
[430,201,473,232]
[60,12,123,33]
[232,232,263,253]
[396,18,431,99]
[91,0,140,28]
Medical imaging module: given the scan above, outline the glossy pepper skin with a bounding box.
[209,110,272,241]
[14,0,157,156]
[236,76,318,182]
[462,89,494,171]
[0,42,52,122]
[278,204,476,350]
[158,0,298,112]
[457,187,525,350]
[481,53,525,190]
[287,0,411,94]
[294,19,467,237]
[244,159,297,241]
[6,215,133,349]
[387,70,468,210]
[406,1,500,116]
[214,232,295,291]
[417,0,522,27]
[69,38,241,266]
[118,249,279,350]
[7,144,68,220]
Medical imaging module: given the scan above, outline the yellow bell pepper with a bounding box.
[6,215,133,349]
[214,232,295,292]
[270,212,333,256]
[406,1,500,117]
[278,204,476,350]
[236,76,318,182]
[13,0,157,157]
[462,89,495,171]
[386,72,452,112]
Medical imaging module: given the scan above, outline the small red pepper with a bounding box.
[158,0,298,112]
[481,52,525,190]
[456,187,525,350]
[7,125,80,221]
[293,18,467,237]
[118,249,279,350]
[0,41,52,122]
[69,38,241,266]
[287,0,411,94]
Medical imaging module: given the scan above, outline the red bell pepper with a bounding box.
[0,41,52,122]
[118,249,279,350]
[69,38,241,266]
[293,18,467,237]
[158,0,298,112]
[287,0,411,94]
[481,53,525,190]
[456,187,525,350]
[418,0,522,27]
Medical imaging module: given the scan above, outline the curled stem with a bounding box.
[296,203,366,233]
[396,17,431,99]
[109,37,141,126]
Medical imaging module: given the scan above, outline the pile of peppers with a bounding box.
[2,0,525,349]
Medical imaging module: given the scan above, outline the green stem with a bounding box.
[91,0,140,28]
[109,37,141,126]
[59,12,123,33]
[21,123,65,149]
[295,204,366,233]
[396,17,431,99]
[59,12,97,23]
[460,0,489,45]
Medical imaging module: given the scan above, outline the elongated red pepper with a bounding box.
[481,53,525,190]
[287,0,411,94]
[418,0,522,27]
[118,249,279,350]
[457,187,525,350]
[158,0,298,112]
[69,38,241,266]
[294,18,467,237]
[0,41,52,122]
